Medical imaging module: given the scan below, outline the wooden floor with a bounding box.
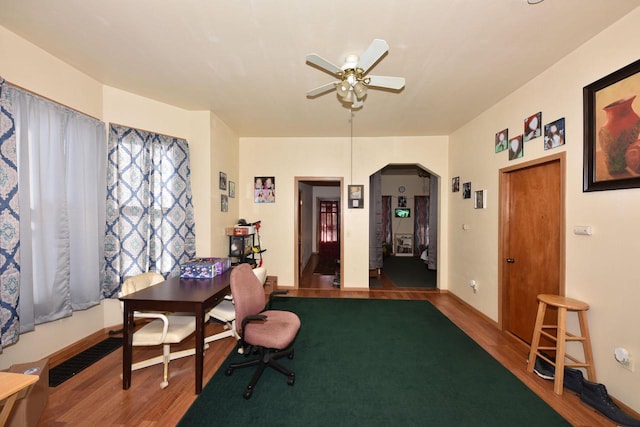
[37,260,621,426]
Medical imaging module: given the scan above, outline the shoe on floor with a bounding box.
[533,356,555,380]
[562,366,584,394]
[580,379,640,427]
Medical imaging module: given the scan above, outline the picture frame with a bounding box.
[221,194,228,212]
[452,176,460,192]
[219,171,227,191]
[229,181,235,198]
[474,190,486,209]
[495,129,509,153]
[348,184,364,208]
[509,135,523,161]
[254,176,275,203]
[583,58,640,192]
[524,112,542,142]
[544,118,565,151]
[462,182,471,199]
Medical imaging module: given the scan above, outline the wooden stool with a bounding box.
[526,294,596,395]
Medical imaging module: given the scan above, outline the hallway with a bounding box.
[299,253,432,291]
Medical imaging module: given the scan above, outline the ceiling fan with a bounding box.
[305,39,405,109]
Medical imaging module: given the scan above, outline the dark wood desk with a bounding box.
[119,270,231,394]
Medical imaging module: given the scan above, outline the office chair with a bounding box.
[224,263,300,399]
[206,265,268,346]
[118,272,198,389]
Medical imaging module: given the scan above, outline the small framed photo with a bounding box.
[452,176,460,192]
[348,184,364,208]
[219,172,227,191]
[474,190,486,209]
[221,194,228,212]
[495,129,509,153]
[254,176,275,203]
[398,196,407,207]
[229,181,236,198]
[524,112,542,142]
[509,135,523,160]
[462,182,471,199]
[544,118,566,151]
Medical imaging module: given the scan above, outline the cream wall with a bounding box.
[0,26,108,369]
[448,8,640,411]
[0,25,236,368]
[238,136,449,289]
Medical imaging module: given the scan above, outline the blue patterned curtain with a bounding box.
[414,195,429,256]
[103,124,196,298]
[0,79,20,351]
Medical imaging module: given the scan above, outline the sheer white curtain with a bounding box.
[10,88,106,330]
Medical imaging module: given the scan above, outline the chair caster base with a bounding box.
[243,387,254,399]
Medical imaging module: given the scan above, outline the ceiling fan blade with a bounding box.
[306,81,338,97]
[367,75,405,90]
[357,39,389,73]
[306,54,343,76]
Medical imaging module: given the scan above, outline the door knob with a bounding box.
[506,258,515,263]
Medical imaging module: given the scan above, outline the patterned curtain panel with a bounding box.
[427,177,438,270]
[0,79,20,351]
[7,85,106,331]
[381,196,392,245]
[368,171,383,270]
[103,124,196,298]
[414,195,429,256]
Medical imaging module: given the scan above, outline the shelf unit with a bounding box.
[228,234,256,266]
[394,233,413,256]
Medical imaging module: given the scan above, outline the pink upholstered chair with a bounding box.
[224,263,300,399]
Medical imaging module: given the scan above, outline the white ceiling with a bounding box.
[1,0,638,137]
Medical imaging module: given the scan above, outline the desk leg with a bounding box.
[0,393,18,426]
[195,305,205,394]
[122,303,133,390]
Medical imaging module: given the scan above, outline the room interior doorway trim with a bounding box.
[498,151,566,336]
[294,177,344,289]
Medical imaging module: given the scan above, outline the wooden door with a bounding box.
[500,154,564,344]
[318,200,340,260]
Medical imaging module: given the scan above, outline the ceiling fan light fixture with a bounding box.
[305,38,404,109]
[353,81,367,98]
[337,80,351,98]
[343,89,354,103]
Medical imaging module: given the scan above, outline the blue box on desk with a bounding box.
[180,257,231,279]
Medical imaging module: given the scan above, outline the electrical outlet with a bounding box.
[469,280,477,293]
[614,347,634,372]
[621,356,634,372]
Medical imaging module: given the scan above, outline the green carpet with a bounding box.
[179,298,568,426]
[382,255,437,288]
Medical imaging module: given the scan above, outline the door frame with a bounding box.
[294,177,344,288]
[497,152,566,331]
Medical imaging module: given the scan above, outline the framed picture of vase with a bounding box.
[584,58,640,191]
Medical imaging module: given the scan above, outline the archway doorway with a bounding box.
[370,164,438,289]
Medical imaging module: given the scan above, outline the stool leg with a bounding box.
[527,301,547,373]
[578,310,597,382]
[554,307,567,395]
